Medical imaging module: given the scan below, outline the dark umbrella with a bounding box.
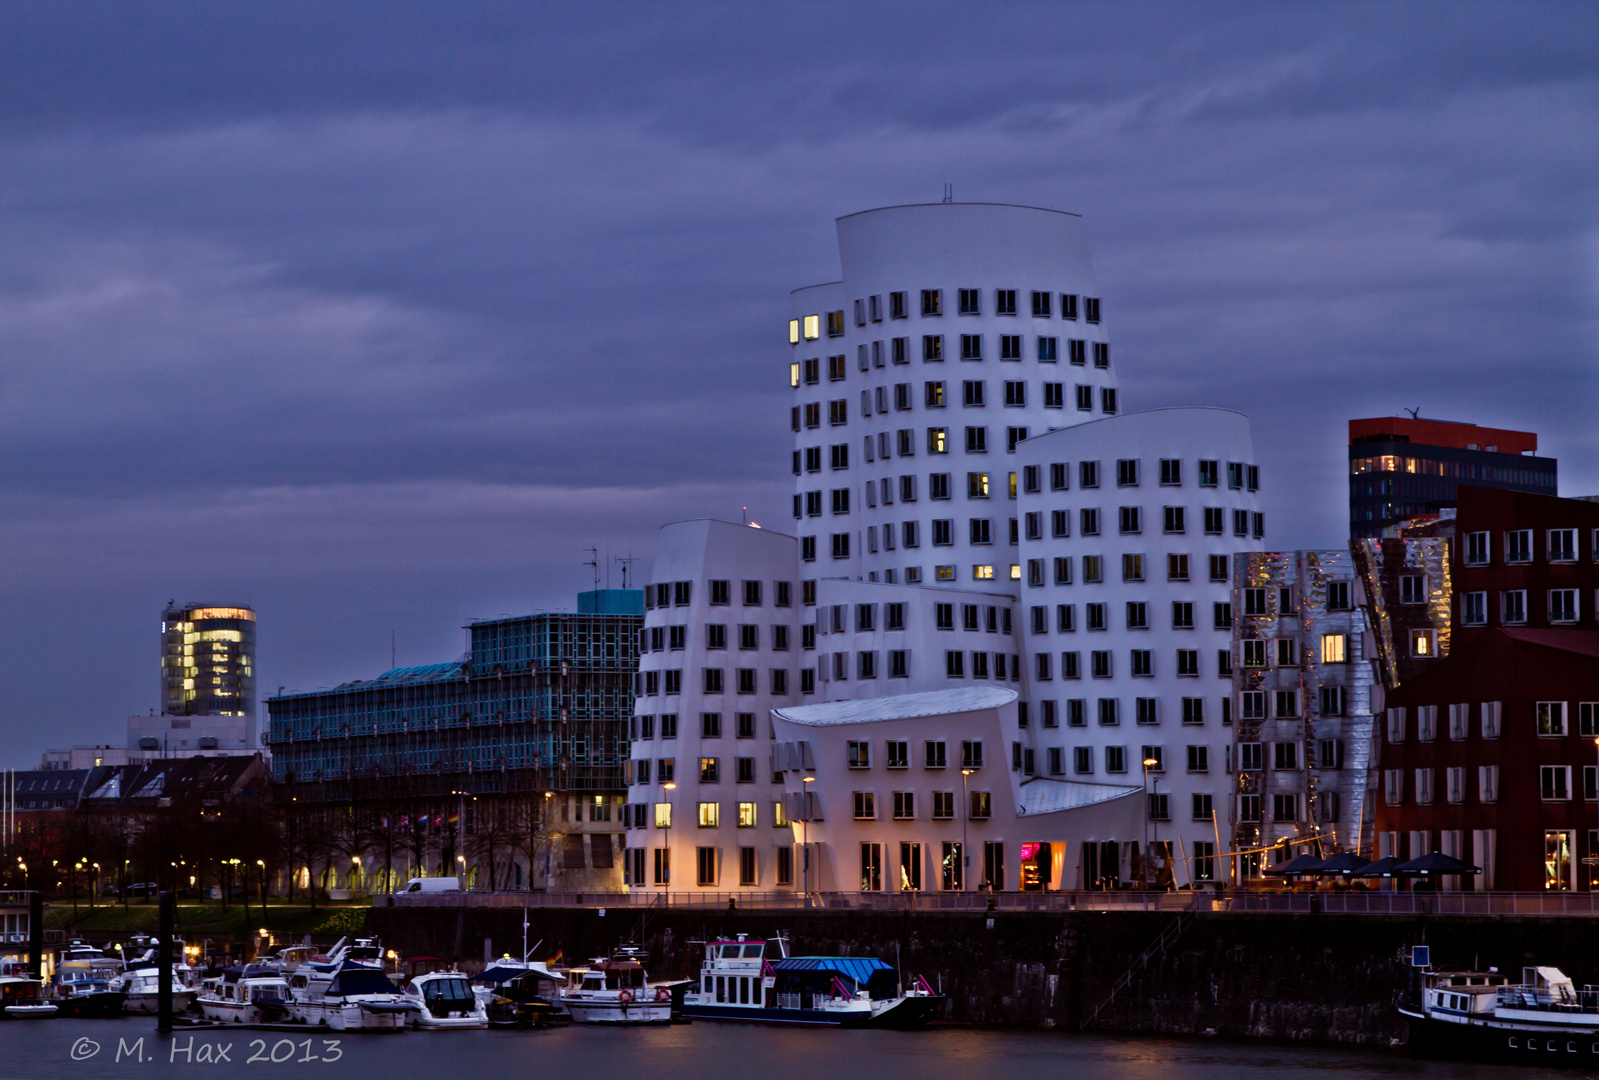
[1262,853,1326,876]
[1392,852,1480,877]
[1352,855,1406,878]
[1313,852,1372,876]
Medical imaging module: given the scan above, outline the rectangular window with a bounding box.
[1465,530,1490,566]
[853,791,876,821]
[1538,701,1568,736]
[923,335,944,361]
[1502,589,1527,624]
[1462,591,1487,625]
[1000,335,1022,361]
[1551,528,1577,563]
[1507,529,1532,563]
[1543,765,1572,801]
[892,791,915,820]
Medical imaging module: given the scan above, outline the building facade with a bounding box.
[267,592,640,892]
[1374,628,1599,890]
[162,603,257,721]
[1231,550,1378,874]
[1015,408,1263,886]
[1349,417,1555,538]
[790,203,1119,589]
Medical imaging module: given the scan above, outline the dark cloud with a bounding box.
[1,2,1595,759]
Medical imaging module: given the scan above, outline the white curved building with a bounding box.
[789,204,1120,591]
[625,519,799,890]
[1013,408,1264,885]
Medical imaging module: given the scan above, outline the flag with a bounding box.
[761,959,775,978]
[380,816,390,829]
[448,811,459,824]
[418,813,429,828]
[547,948,563,966]
[831,975,851,1000]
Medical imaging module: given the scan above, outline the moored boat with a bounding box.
[53,963,128,1019]
[402,970,488,1029]
[560,951,671,1025]
[112,965,198,1014]
[198,965,291,1024]
[1401,965,1599,1065]
[680,935,943,1028]
[0,975,57,1019]
[286,962,409,1032]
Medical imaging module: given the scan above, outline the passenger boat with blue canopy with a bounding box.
[680,935,943,1028]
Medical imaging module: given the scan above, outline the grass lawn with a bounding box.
[42,899,371,942]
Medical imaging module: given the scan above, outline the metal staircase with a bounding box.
[1078,896,1203,1030]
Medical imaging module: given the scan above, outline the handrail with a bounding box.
[374,889,1599,916]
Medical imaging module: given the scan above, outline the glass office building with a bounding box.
[1349,417,1556,538]
[161,603,256,717]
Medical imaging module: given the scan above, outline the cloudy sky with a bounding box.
[1,2,1594,762]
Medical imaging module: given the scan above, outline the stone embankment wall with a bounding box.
[366,905,1599,1044]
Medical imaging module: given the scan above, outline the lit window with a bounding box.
[973,565,995,580]
[698,802,720,827]
[737,802,757,828]
[803,315,820,340]
[1320,634,1346,664]
[789,320,800,345]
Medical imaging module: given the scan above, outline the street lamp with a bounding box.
[801,776,815,894]
[961,769,973,891]
[1142,757,1159,889]
[662,781,676,887]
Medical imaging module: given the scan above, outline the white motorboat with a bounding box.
[113,966,197,1014]
[560,951,671,1025]
[0,975,57,1019]
[198,965,292,1024]
[402,970,488,1029]
[286,963,409,1032]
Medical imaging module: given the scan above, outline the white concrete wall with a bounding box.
[772,688,1142,892]
[789,203,1119,592]
[1012,407,1264,886]
[629,519,800,889]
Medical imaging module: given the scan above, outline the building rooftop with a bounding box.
[773,686,1017,726]
[1349,417,1538,455]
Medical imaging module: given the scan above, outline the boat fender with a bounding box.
[655,988,670,1003]
[619,989,633,1004]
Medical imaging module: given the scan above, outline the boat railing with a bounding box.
[1495,986,1599,1011]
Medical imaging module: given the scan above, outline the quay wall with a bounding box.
[365,906,1599,1044]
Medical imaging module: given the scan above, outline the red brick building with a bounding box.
[1374,487,1599,890]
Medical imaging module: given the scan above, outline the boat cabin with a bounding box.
[571,959,647,993]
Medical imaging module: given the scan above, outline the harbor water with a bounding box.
[0,1019,1567,1080]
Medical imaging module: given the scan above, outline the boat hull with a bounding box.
[289,1001,409,1031]
[1404,1009,1599,1066]
[55,993,128,1019]
[4,1005,59,1019]
[681,994,943,1029]
[124,991,197,1015]
[562,999,671,1025]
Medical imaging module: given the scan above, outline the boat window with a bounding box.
[741,978,750,1005]
[703,977,712,994]
[422,978,474,1003]
[742,944,764,958]
[722,946,740,959]
[716,976,726,1003]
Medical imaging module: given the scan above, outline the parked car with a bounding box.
[116,882,160,898]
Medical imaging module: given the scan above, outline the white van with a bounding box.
[398,877,462,894]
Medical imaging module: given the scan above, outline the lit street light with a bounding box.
[1142,756,1160,888]
[961,769,973,891]
[662,781,676,887]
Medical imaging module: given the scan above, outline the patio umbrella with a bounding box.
[1262,853,1326,876]
[1391,852,1480,877]
[1312,852,1372,876]
[1352,855,1406,878]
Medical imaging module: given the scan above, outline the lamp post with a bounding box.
[1142,756,1159,889]
[256,859,267,923]
[662,781,676,888]
[961,769,972,891]
[801,775,815,894]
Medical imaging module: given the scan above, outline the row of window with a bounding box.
[1237,633,1355,667]
[1383,765,1503,805]
[641,624,792,653]
[793,400,1116,435]
[644,580,792,610]
[793,338,1111,386]
[1461,529,1595,567]
[790,292,1104,345]
[631,712,766,741]
[1384,703,1504,743]
[638,668,791,697]
[1030,647,1233,683]
[1237,582,1355,617]
[1460,588,1597,626]
[1022,697,1233,728]
[852,380,1106,417]
[1238,687,1353,720]
[1237,792,1341,825]
[622,845,791,888]
[1031,599,1234,635]
[1025,544,1260,589]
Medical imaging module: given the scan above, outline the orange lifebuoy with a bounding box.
[655,987,670,1003]
[619,989,634,1004]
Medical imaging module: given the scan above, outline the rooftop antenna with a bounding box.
[615,553,638,589]
[942,183,952,203]
[1404,407,1421,420]
[742,505,749,525]
[583,547,600,590]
